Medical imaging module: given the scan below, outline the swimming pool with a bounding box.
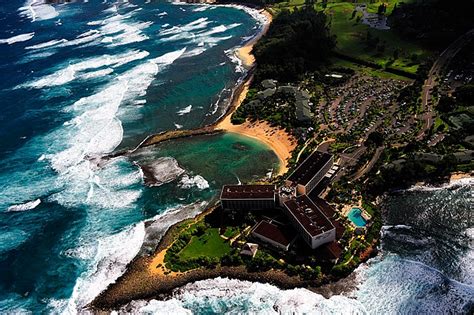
[348,207,367,227]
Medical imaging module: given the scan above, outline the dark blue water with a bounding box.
[0,1,277,312]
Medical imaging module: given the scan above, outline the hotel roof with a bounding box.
[252,221,296,247]
[310,197,345,239]
[283,195,334,237]
[220,185,276,200]
[287,151,332,186]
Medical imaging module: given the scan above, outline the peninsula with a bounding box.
[92,0,474,311]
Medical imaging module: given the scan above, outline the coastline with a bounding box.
[217,8,297,176]
[90,6,304,311]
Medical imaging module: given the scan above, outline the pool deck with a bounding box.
[340,201,371,228]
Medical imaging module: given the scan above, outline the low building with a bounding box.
[261,79,278,89]
[257,88,276,100]
[251,220,296,251]
[282,195,335,249]
[220,185,277,211]
[240,243,259,257]
[286,151,333,195]
[295,99,312,123]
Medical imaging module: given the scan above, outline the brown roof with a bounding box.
[220,185,276,200]
[287,151,332,186]
[283,195,334,237]
[252,221,296,247]
[310,197,345,239]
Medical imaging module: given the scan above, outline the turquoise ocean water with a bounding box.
[0,0,473,314]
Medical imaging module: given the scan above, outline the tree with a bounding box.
[393,48,400,60]
[365,131,384,147]
[377,4,387,15]
[253,7,336,82]
[351,10,357,20]
[437,95,456,113]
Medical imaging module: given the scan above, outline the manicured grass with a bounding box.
[223,226,240,238]
[330,57,412,80]
[178,228,231,260]
[433,116,449,132]
[323,2,429,74]
[270,1,431,75]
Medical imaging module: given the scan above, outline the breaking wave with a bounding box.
[179,174,209,190]
[7,198,41,212]
[177,105,192,116]
[0,32,34,45]
[117,277,366,314]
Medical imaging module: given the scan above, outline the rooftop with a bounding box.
[252,221,296,247]
[220,185,276,200]
[309,197,345,239]
[283,195,334,237]
[287,151,332,186]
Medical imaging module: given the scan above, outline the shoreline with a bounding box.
[90,6,302,311]
[216,8,297,176]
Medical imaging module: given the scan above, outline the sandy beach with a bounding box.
[449,171,473,182]
[235,9,273,68]
[218,9,297,176]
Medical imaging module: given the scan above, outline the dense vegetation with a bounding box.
[389,0,474,48]
[253,6,335,82]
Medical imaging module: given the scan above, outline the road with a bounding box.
[416,28,474,140]
[351,146,385,181]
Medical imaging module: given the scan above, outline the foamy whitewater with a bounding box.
[0,0,269,313]
[0,0,472,314]
[116,179,473,314]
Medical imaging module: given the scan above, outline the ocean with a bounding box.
[0,0,277,313]
[118,179,474,314]
[0,1,472,314]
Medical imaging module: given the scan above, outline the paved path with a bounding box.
[416,29,474,140]
[351,146,385,181]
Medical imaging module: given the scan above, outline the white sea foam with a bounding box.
[177,105,192,116]
[183,47,207,57]
[460,227,474,285]
[0,32,35,45]
[25,38,67,50]
[174,123,183,129]
[77,68,114,80]
[225,49,245,73]
[7,198,41,212]
[141,157,185,186]
[192,5,209,12]
[18,50,57,64]
[119,278,366,314]
[355,254,474,314]
[407,177,474,192]
[179,174,209,190]
[19,0,59,22]
[64,222,146,313]
[99,16,152,47]
[152,47,186,65]
[20,49,149,89]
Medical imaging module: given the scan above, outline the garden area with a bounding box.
[164,221,232,272]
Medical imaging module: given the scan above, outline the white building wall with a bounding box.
[310,228,336,249]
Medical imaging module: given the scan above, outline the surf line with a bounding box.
[96,69,255,163]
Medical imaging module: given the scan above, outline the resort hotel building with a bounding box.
[219,150,339,252]
[285,151,333,195]
[220,185,277,211]
[282,195,335,249]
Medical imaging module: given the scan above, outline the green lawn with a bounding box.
[270,1,431,75]
[178,228,231,260]
[223,226,240,238]
[323,2,429,74]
